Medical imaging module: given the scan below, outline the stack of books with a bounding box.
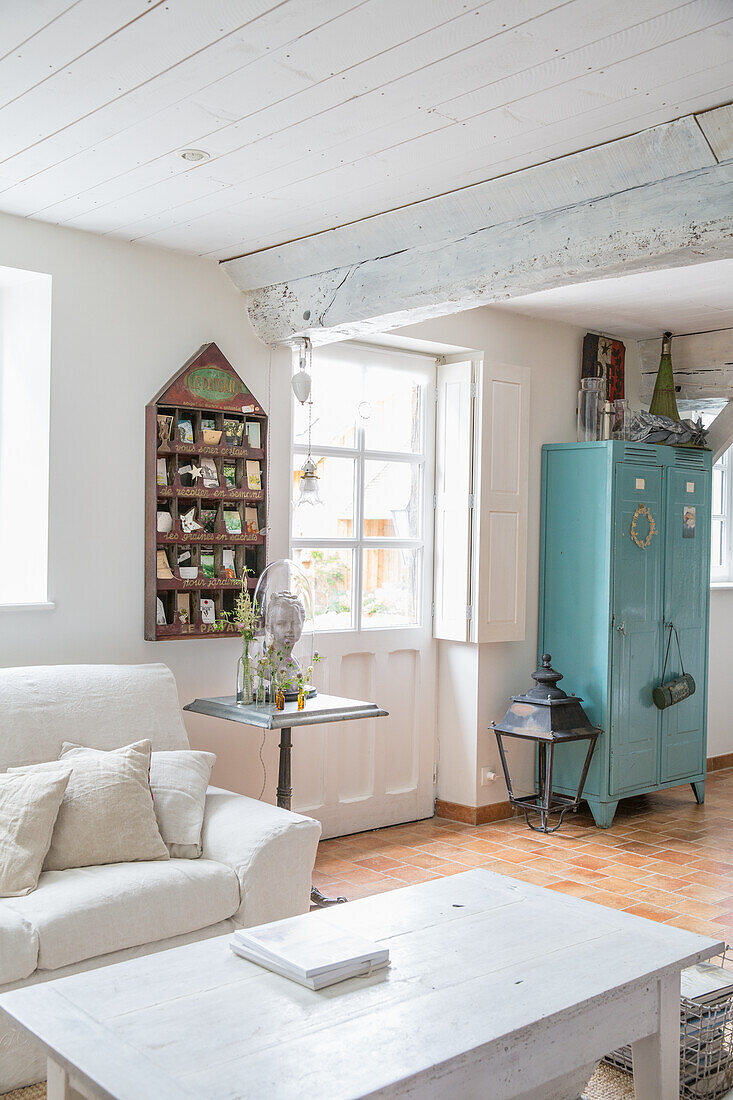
[680,963,733,1005]
[230,915,389,990]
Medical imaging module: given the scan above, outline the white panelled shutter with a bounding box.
[475,362,530,643]
[433,360,475,641]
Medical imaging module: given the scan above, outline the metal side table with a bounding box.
[183,693,388,908]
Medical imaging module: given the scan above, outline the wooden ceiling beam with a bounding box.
[224,111,723,291]
[240,156,733,345]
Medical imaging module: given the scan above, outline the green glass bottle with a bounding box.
[648,331,680,421]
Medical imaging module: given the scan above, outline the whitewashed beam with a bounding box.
[707,401,733,462]
[640,329,733,399]
[697,102,733,165]
[224,114,715,291]
[244,160,733,346]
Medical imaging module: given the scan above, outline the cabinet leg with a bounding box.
[691,781,705,805]
[585,798,618,829]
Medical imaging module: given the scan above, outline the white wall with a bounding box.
[0,270,52,603]
[0,211,291,798]
[395,306,585,808]
[707,592,733,757]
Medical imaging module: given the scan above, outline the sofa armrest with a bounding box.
[200,787,321,927]
[0,907,38,985]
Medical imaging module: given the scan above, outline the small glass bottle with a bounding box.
[275,686,285,711]
[601,400,613,440]
[235,649,253,706]
[297,687,305,711]
[612,398,630,440]
[577,377,604,442]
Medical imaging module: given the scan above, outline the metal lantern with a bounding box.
[490,654,601,833]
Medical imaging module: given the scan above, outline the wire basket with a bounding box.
[604,953,733,1099]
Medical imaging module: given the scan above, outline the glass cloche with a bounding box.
[253,558,317,702]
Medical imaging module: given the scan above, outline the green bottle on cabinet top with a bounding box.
[649,331,681,421]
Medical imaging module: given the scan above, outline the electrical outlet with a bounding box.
[481,767,497,786]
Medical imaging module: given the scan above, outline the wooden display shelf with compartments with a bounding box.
[145,343,267,640]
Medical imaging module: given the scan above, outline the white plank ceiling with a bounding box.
[490,259,733,339]
[0,0,731,274]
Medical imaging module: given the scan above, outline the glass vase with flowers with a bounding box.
[219,569,259,705]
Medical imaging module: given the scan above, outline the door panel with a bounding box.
[610,462,663,796]
[290,345,436,838]
[661,468,710,782]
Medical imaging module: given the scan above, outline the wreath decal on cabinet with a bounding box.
[630,504,657,549]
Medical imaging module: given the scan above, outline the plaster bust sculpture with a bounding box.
[265,592,306,684]
[254,558,317,700]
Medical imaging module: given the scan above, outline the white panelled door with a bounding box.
[290,343,436,837]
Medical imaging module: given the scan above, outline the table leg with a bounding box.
[310,885,348,908]
[276,727,293,811]
[631,972,680,1099]
[276,727,348,908]
[47,1059,86,1100]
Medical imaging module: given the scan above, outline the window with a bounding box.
[290,343,431,630]
[711,445,730,581]
[0,266,52,605]
[683,403,732,583]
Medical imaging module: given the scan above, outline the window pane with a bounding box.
[292,548,353,630]
[292,455,355,539]
[293,358,359,448]
[713,465,725,515]
[361,548,419,628]
[363,460,421,539]
[712,519,725,569]
[363,368,423,453]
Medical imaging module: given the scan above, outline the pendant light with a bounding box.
[291,337,312,404]
[294,346,323,512]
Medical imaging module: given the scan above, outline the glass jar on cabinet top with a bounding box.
[577,377,604,442]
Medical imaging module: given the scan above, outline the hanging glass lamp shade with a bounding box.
[296,456,323,508]
[291,369,312,404]
[291,338,312,404]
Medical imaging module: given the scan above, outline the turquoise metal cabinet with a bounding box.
[538,442,711,828]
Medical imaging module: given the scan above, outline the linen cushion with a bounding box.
[0,859,240,971]
[10,740,169,871]
[0,664,190,772]
[0,769,71,898]
[149,750,216,858]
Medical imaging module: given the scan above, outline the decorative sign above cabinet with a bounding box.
[145,343,267,640]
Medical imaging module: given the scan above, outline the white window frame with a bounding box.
[711,443,733,584]
[683,403,733,585]
[289,344,433,633]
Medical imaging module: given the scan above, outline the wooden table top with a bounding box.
[0,870,722,1100]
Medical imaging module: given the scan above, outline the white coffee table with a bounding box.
[0,869,722,1100]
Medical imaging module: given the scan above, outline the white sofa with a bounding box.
[0,664,321,1093]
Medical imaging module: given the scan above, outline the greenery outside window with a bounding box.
[290,344,430,631]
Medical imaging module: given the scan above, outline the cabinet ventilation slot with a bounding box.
[674,449,706,468]
[624,446,657,464]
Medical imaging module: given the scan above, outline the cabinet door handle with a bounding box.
[615,622,626,635]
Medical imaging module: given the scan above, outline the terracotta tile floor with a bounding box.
[314,767,733,946]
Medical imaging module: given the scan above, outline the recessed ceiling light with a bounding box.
[179,149,210,163]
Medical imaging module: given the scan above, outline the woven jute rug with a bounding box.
[1,1065,633,1100]
[1,1084,46,1100]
